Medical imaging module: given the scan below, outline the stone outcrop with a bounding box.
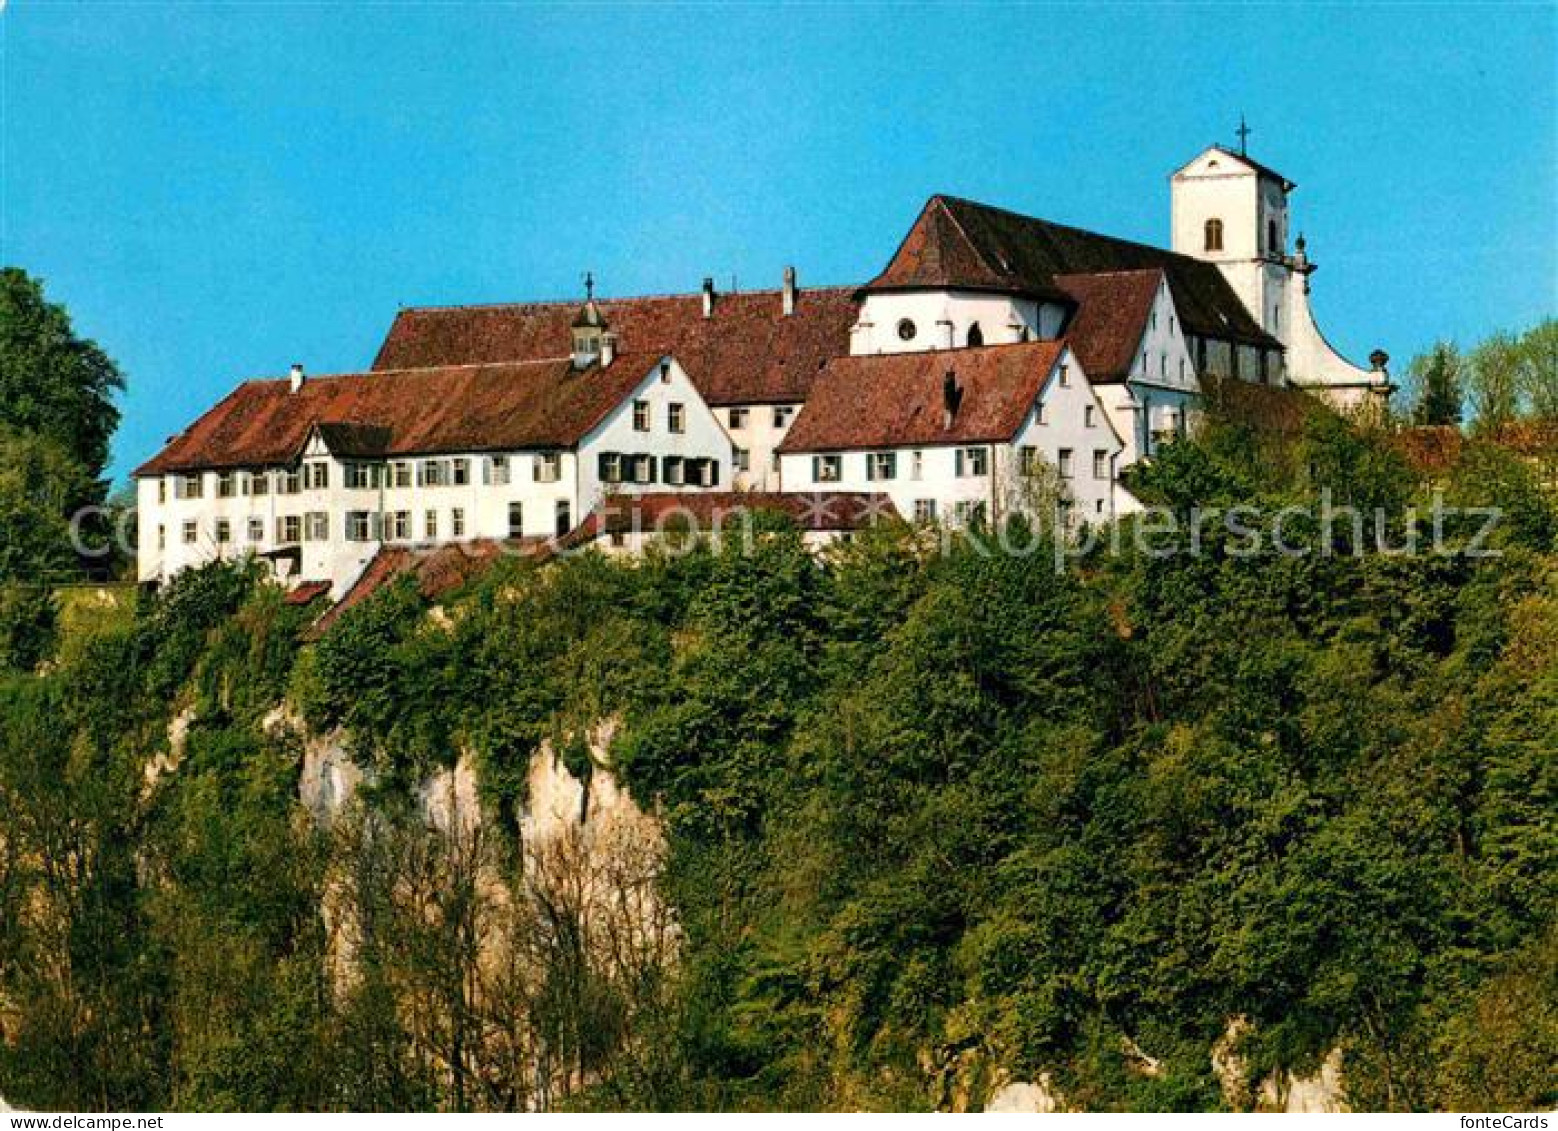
[1212,1015,1349,1113]
[1260,1047,1348,1113]
[141,704,197,795]
[985,1076,1064,1113]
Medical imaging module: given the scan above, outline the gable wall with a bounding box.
[852,290,1068,356]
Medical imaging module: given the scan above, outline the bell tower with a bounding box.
[1170,122,1295,339]
[1170,128,1391,407]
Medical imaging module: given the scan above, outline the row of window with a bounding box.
[732,448,781,475]
[1204,216,1284,256]
[597,453,722,488]
[725,406,796,431]
[1206,216,1287,257]
[905,499,992,525]
[813,446,1111,483]
[633,400,686,434]
[1140,351,1190,383]
[894,319,996,348]
[161,499,575,549]
[906,496,1106,524]
[160,454,564,502]
[1209,216,1286,257]
[1187,336,1275,384]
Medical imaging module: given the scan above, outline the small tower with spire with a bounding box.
[571,271,608,369]
[1169,132,1391,405]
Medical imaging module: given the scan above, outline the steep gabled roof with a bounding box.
[134,353,668,476]
[372,286,859,406]
[1052,270,1165,383]
[863,195,1280,349]
[778,340,1067,453]
[858,198,1035,297]
[310,422,395,459]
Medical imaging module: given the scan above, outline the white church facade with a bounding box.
[1170,145,1389,404]
[135,141,1390,594]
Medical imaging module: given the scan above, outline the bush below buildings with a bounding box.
[0,400,1554,1112]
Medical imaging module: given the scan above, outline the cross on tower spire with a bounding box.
[583,270,595,301]
[1236,113,1252,155]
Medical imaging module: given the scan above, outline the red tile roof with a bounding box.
[863,196,1280,349]
[371,287,859,406]
[778,341,1066,453]
[283,580,332,607]
[1052,270,1164,382]
[135,354,667,476]
[308,538,552,637]
[567,491,894,545]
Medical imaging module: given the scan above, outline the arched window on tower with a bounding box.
[966,322,984,347]
[1204,218,1224,252]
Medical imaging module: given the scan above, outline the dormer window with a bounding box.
[571,329,601,367]
[570,283,608,368]
[1204,218,1224,252]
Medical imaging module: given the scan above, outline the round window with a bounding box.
[896,318,917,341]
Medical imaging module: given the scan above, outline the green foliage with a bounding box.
[1465,319,1556,430]
[0,268,123,487]
[2,389,1556,1111]
[0,427,84,583]
[0,582,58,673]
[1405,341,1465,426]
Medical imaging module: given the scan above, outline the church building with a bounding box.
[133,140,1390,594]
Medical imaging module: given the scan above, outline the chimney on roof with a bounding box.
[1369,349,1390,376]
[289,363,306,393]
[600,331,618,368]
[782,265,797,317]
[942,370,963,430]
[702,277,716,319]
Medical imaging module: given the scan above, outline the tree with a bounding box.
[0,584,57,674]
[1520,319,1557,422]
[0,269,123,491]
[1466,331,1526,432]
[1405,341,1464,426]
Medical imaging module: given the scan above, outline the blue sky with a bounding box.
[2,2,1553,483]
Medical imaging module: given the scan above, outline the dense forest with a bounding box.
[0,276,1553,1110]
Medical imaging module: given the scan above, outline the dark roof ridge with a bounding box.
[1053,266,1166,281]
[240,356,580,386]
[1204,145,1296,189]
[936,194,1224,271]
[928,193,1003,279]
[396,282,860,314]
